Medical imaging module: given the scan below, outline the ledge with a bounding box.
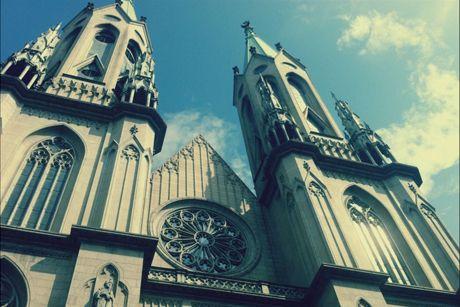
[381,283,459,305]
[259,140,422,205]
[304,264,389,305]
[303,264,458,306]
[0,75,167,153]
[0,224,158,277]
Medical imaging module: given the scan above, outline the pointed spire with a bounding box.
[116,0,137,20]
[333,93,396,165]
[241,21,277,68]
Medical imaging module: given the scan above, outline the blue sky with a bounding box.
[1,0,458,241]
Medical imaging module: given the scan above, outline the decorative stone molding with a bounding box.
[147,267,307,300]
[21,106,103,128]
[122,145,140,160]
[309,134,358,161]
[44,76,112,105]
[308,182,325,198]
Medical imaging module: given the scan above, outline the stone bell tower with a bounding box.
[0,0,165,235]
[232,21,459,306]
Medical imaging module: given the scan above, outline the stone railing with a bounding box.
[147,267,307,301]
[309,133,359,162]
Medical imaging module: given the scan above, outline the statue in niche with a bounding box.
[92,279,114,307]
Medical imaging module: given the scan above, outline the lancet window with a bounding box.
[78,25,118,80]
[288,78,308,114]
[347,197,414,285]
[121,40,141,75]
[241,98,264,167]
[1,137,75,231]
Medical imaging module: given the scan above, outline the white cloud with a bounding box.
[337,11,437,57]
[153,110,254,189]
[338,11,459,194]
[379,64,459,192]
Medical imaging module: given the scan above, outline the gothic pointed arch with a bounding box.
[241,96,264,170]
[343,185,418,286]
[75,23,120,80]
[306,181,355,267]
[0,256,30,307]
[102,143,147,232]
[1,125,85,231]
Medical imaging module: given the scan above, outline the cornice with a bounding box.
[0,224,158,277]
[259,140,422,205]
[303,264,458,306]
[0,75,166,153]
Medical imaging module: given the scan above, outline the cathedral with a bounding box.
[0,1,458,306]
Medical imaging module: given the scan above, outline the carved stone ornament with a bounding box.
[308,182,325,198]
[93,280,114,307]
[122,145,140,160]
[22,106,103,128]
[420,204,435,218]
[159,208,248,274]
[129,124,138,135]
[347,197,384,226]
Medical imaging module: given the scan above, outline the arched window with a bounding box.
[347,196,414,285]
[241,97,264,167]
[288,78,308,114]
[78,25,119,80]
[44,27,81,81]
[1,137,75,231]
[121,39,141,75]
[1,258,29,307]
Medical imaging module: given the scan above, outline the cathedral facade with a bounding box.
[0,1,458,306]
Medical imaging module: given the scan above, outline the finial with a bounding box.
[53,23,62,31]
[275,42,283,51]
[86,2,95,10]
[241,20,251,29]
[241,20,254,37]
[140,16,147,22]
[232,66,240,75]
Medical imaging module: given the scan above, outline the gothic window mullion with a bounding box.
[366,217,403,284]
[375,223,412,285]
[1,160,35,224]
[20,159,56,228]
[351,217,380,271]
[358,220,388,276]
[35,165,62,230]
[10,158,48,226]
[6,160,40,224]
[39,153,74,231]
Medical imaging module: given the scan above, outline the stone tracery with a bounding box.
[160,208,248,274]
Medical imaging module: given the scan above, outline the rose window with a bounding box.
[159,208,247,274]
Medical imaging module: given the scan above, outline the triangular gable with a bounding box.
[152,135,257,209]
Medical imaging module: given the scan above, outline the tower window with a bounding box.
[288,79,308,114]
[120,39,141,75]
[95,30,115,43]
[80,66,101,78]
[1,137,75,231]
[307,113,325,134]
[347,197,414,285]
